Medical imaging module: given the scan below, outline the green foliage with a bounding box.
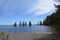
[0,32,9,40]
[0,32,5,36]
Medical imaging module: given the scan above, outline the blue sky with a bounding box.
[0,0,59,25]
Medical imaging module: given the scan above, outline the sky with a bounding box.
[0,0,59,25]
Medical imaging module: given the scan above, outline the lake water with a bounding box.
[0,25,52,32]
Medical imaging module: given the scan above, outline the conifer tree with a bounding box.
[29,21,32,26]
[14,22,17,27]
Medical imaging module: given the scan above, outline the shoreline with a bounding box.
[0,32,53,40]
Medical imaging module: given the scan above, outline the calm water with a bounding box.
[0,25,52,32]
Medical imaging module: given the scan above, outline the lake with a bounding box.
[0,25,52,32]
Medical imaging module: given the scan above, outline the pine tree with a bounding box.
[25,22,27,26]
[14,22,17,27]
[19,21,21,26]
[22,21,25,26]
[29,21,32,26]
[40,21,42,25]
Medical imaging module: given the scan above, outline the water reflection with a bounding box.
[0,25,52,32]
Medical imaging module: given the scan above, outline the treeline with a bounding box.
[43,5,60,26]
[14,21,43,27]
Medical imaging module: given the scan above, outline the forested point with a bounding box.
[43,5,60,26]
[43,5,60,33]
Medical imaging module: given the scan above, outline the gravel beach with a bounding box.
[0,32,53,40]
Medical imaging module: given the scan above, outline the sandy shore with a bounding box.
[0,32,52,40]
